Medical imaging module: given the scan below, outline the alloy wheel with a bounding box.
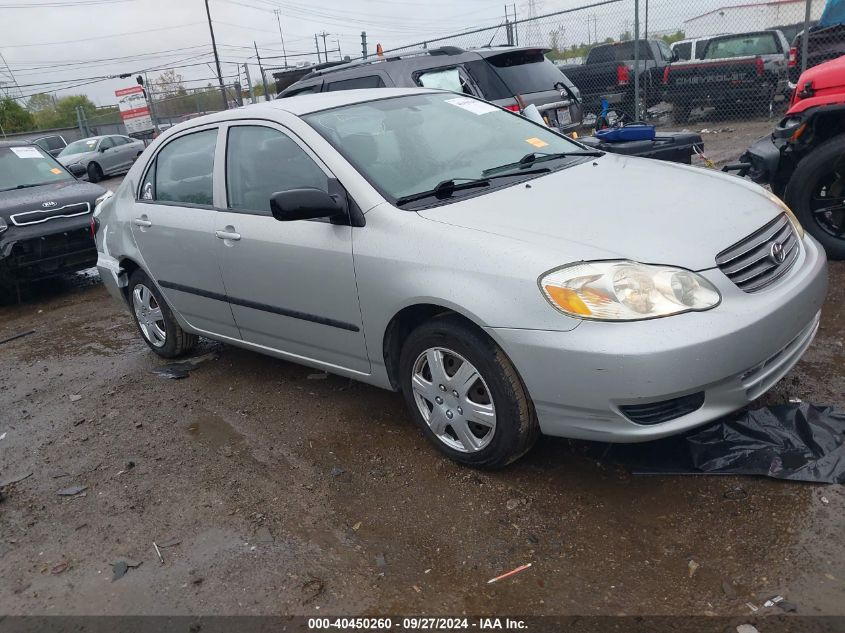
[132,284,166,348]
[810,156,845,239]
[411,347,496,453]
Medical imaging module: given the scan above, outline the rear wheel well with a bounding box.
[382,304,490,390]
[118,258,141,302]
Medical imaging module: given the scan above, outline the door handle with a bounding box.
[133,218,152,227]
[215,230,241,241]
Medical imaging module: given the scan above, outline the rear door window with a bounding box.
[325,75,385,91]
[694,39,709,59]
[151,129,217,206]
[485,50,569,94]
[416,67,479,96]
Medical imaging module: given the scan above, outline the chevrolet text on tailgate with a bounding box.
[94,88,827,468]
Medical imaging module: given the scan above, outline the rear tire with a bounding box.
[127,269,198,357]
[87,162,103,183]
[672,101,691,124]
[785,135,845,260]
[398,316,539,469]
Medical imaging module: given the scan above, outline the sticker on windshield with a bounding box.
[50,168,63,174]
[525,137,549,148]
[10,147,42,159]
[444,97,498,115]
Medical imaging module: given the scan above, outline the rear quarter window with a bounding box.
[325,75,386,91]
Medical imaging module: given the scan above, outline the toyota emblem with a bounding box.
[769,241,786,264]
[42,201,57,208]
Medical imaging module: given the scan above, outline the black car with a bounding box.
[0,141,108,296]
[278,46,584,133]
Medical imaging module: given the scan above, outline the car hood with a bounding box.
[416,153,784,271]
[57,151,95,165]
[0,179,107,223]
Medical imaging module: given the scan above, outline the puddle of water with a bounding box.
[186,414,245,452]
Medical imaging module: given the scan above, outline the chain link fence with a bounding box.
[373,0,837,132]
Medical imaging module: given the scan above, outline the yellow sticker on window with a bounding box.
[525,137,548,148]
[50,168,62,174]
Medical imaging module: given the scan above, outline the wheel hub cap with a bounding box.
[411,347,496,453]
[132,284,166,348]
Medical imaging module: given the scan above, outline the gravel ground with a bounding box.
[1,133,843,617]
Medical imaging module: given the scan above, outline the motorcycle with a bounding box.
[723,55,845,260]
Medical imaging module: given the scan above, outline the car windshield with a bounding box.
[304,93,587,203]
[705,34,778,59]
[59,138,99,156]
[0,146,73,191]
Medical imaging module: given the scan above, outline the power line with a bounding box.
[0,22,205,48]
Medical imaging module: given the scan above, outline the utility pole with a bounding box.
[801,0,813,74]
[254,41,271,101]
[243,63,255,104]
[273,9,288,69]
[204,0,228,110]
[319,31,330,62]
[633,0,640,121]
[315,34,322,63]
[361,31,368,59]
[335,38,342,60]
[513,3,518,45]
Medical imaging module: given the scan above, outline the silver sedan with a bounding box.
[94,88,827,468]
[58,134,145,183]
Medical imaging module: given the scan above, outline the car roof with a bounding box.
[0,139,40,148]
[290,45,551,83]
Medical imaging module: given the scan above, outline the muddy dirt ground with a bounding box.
[1,157,844,618]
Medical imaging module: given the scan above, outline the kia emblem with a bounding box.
[42,201,57,208]
[769,241,786,264]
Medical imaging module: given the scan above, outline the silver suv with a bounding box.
[95,88,826,468]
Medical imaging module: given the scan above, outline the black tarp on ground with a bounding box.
[605,404,845,483]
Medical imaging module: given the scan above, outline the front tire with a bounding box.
[127,269,197,357]
[785,134,845,260]
[87,162,103,183]
[398,316,538,469]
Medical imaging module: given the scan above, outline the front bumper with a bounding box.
[0,218,97,284]
[488,235,828,442]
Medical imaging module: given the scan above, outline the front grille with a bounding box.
[715,213,798,293]
[11,201,90,227]
[619,392,705,425]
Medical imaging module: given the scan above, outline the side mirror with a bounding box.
[270,188,344,222]
[99,146,107,153]
[671,50,680,62]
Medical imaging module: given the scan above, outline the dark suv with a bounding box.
[1,140,108,297]
[278,46,584,132]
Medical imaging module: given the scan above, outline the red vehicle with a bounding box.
[724,55,845,259]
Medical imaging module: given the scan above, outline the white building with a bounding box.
[684,0,824,38]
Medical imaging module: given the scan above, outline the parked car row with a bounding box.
[56,134,146,183]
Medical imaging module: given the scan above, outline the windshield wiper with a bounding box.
[483,150,603,176]
[1,182,56,192]
[395,177,490,206]
[394,169,551,206]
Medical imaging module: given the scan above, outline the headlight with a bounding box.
[0,216,7,234]
[764,191,804,240]
[540,261,721,321]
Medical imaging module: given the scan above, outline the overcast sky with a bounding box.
[0,0,782,106]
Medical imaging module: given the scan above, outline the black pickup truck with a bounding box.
[558,39,677,117]
[663,30,791,122]
[789,24,845,84]
[1,140,108,298]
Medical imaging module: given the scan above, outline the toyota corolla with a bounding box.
[94,88,827,468]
